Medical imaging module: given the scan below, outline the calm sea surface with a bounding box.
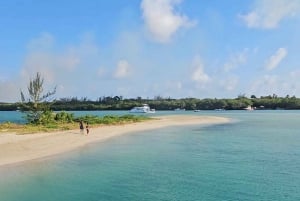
[0,110,300,201]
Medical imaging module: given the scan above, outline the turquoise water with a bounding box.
[0,111,300,200]
[0,111,25,123]
[0,110,162,124]
[0,111,130,124]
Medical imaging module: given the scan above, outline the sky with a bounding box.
[1,0,300,102]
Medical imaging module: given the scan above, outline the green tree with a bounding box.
[20,72,56,124]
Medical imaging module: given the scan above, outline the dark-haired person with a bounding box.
[86,122,90,135]
[79,121,84,134]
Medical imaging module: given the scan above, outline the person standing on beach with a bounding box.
[86,122,90,135]
[79,121,84,134]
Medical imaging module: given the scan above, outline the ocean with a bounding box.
[0,110,300,201]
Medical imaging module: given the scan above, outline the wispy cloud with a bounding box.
[113,60,131,79]
[289,69,300,78]
[191,57,211,85]
[240,0,300,29]
[265,48,287,71]
[223,50,248,72]
[15,33,105,99]
[141,0,196,43]
[249,72,300,97]
[288,70,300,95]
[166,80,182,91]
[250,74,279,95]
[97,67,107,78]
[27,32,55,51]
[220,76,239,91]
[0,80,19,102]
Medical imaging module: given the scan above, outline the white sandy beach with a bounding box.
[0,115,229,167]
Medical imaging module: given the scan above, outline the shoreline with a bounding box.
[0,115,230,167]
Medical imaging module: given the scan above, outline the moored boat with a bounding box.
[129,104,155,113]
[243,105,254,110]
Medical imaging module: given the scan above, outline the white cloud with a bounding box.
[192,67,210,84]
[113,60,131,79]
[223,50,248,72]
[240,0,300,29]
[141,0,195,43]
[191,57,210,85]
[265,48,287,71]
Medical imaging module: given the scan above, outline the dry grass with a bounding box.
[0,122,79,134]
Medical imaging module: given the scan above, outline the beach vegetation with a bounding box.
[76,114,149,125]
[54,111,74,123]
[0,114,150,134]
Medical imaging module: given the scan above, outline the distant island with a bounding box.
[1,94,300,111]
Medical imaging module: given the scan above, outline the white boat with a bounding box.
[215,108,225,111]
[129,104,155,113]
[194,109,201,112]
[174,108,186,111]
[243,105,254,110]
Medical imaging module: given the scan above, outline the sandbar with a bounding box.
[0,115,230,167]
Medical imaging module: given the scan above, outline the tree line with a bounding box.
[1,94,300,111]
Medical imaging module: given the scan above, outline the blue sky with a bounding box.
[1,0,300,102]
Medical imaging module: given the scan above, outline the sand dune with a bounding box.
[0,115,230,166]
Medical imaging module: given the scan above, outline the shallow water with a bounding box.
[0,111,300,201]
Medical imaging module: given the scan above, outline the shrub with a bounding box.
[55,111,74,123]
